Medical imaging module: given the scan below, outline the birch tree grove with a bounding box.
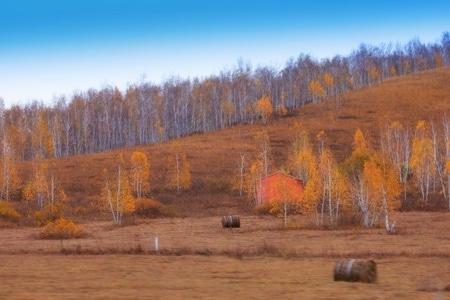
[0,32,448,215]
[0,33,448,162]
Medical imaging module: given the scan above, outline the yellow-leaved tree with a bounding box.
[231,151,246,197]
[309,80,326,103]
[243,160,264,206]
[130,151,150,198]
[0,140,20,201]
[381,121,411,203]
[344,129,401,230]
[254,130,271,177]
[256,96,273,124]
[410,120,435,202]
[288,123,320,214]
[22,159,49,210]
[362,156,401,232]
[323,73,334,97]
[221,99,235,127]
[288,124,316,186]
[102,154,135,225]
[168,142,191,194]
[316,148,350,227]
[242,131,272,206]
[32,112,54,159]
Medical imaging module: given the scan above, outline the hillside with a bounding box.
[18,67,450,216]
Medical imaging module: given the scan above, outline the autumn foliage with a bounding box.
[0,201,20,224]
[40,217,83,239]
[167,142,191,194]
[130,151,150,198]
[134,198,174,218]
[102,154,136,225]
[256,96,273,124]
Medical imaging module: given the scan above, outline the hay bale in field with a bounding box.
[222,215,240,228]
[334,259,377,283]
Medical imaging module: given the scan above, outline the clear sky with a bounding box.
[1,0,449,108]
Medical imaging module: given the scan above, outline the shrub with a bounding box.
[134,198,164,218]
[160,204,177,218]
[0,201,20,223]
[34,202,65,226]
[253,202,274,215]
[40,218,83,239]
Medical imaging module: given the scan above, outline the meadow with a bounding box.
[0,212,449,299]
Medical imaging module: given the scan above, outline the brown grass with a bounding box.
[0,212,449,298]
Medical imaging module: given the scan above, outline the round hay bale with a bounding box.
[221,215,240,228]
[334,259,377,283]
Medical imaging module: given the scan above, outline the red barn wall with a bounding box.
[256,173,303,205]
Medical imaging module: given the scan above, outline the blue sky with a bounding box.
[1,0,449,108]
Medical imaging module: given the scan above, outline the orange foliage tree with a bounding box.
[381,121,411,202]
[256,96,273,124]
[32,113,55,159]
[242,131,272,206]
[410,121,435,202]
[23,159,50,210]
[287,123,319,214]
[288,123,316,186]
[309,80,326,103]
[316,148,350,227]
[345,129,401,229]
[130,151,150,198]
[243,160,264,206]
[221,100,235,127]
[168,142,191,194]
[254,130,271,177]
[323,73,334,96]
[0,140,20,201]
[102,154,135,225]
[363,156,401,232]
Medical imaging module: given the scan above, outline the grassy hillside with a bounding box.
[18,67,450,217]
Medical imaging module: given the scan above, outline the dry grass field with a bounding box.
[0,212,449,299]
[4,68,450,299]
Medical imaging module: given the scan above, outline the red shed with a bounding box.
[256,172,303,205]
